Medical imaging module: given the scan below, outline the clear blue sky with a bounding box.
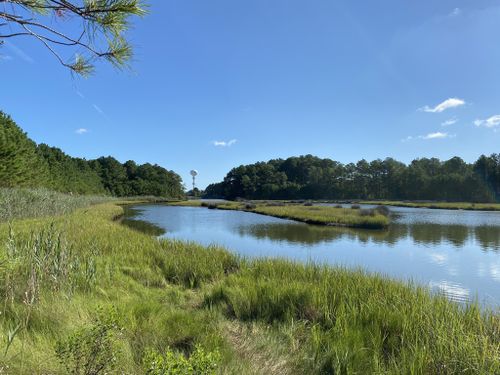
[2,0,500,189]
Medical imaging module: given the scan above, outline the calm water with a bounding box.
[125,204,500,307]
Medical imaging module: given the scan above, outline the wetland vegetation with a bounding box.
[168,200,390,229]
[0,196,499,374]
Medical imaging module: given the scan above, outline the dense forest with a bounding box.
[205,154,500,202]
[0,111,184,197]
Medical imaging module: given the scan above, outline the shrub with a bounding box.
[359,209,375,217]
[55,307,121,375]
[143,345,220,375]
[303,201,313,207]
[245,203,256,210]
[351,204,361,210]
[374,205,391,217]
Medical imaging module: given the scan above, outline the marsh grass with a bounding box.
[0,198,498,374]
[0,188,112,222]
[363,200,500,211]
[171,201,390,229]
[205,260,500,374]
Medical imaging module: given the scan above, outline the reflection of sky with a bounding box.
[132,205,500,307]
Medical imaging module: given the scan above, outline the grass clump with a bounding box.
[152,240,239,288]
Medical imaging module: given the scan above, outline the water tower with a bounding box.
[190,170,198,191]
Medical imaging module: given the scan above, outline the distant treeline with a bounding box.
[0,111,184,197]
[204,154,500,202]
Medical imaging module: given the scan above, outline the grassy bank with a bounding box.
[0,196,498,373]
[0,188,113,221]
[169,201,390,229]
[362,200,500,211]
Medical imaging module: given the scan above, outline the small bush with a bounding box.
[55,307,121,375]
[143,345,221,375]
[351,204,361,210]
[303,201,314,207]
[334,204,343,209]
[374,205,391,217]
[245,203,256,210]
[359,209,375,217]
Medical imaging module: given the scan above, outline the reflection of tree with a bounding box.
[237,222,500,252]
[121,219,166,236]
[474,226,500,252]
[237,223,393,246]
[409,224,470,248]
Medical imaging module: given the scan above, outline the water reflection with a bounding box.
[120,206,166,236]
[237,222,500,252]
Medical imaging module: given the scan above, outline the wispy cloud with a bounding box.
[419,98,465,113]
[0,55,13,62]
[4,41,34,64]
[76,90,85,99]
[75,128,88,135]
[213,139,237,147]
[449,8,462,17]
[92,104,104,115]
[474,115,500,128]
[441,118,458,127]
[402,132,454,142]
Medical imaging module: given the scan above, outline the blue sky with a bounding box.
[2,0,500,189]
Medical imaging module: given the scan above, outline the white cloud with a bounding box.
[213,139,237,147]
[420,98,465,113]
[75,128,88,135]
[403,132,454,142]
[420,132,451,140]
[76,90,85,99]
[449,8,462,17]
[474,115,500,128]
[441,118,458,127]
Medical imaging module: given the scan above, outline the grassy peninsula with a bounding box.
[1,191,498,374]
[362,200,500,211]
[168,201,390,229]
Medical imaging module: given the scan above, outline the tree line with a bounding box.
[0,111,184,198]
[204,154,500,203]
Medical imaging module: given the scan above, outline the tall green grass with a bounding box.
[0,188,113,221]
[205,260,500,373]
[0,197,498,373]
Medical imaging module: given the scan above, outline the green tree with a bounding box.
[0,112,48,187]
